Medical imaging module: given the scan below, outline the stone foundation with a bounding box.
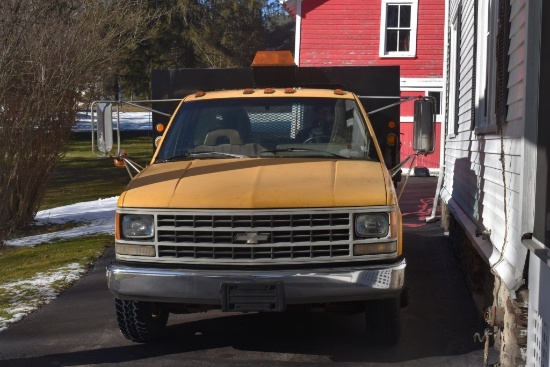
[441,200,528,367]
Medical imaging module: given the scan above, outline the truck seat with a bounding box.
[204,129,242,145]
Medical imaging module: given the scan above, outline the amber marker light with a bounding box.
[387,133,397,146]
[113,151,127,167]
[334,89,346,95]
[115,212,121,240]
[243,88,255,94]
[113,158,125,167]
[155,123,165,133]
[195,91,206,97]
[284,88,296,94]
[389,211,398,238]
[388,120,396,129]
[264,88,275,94]
[251,50,296,66]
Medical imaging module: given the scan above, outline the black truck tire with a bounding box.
[365,297,401,345]
[115,298,169,343]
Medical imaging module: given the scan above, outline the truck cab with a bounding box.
[104,51,435,345]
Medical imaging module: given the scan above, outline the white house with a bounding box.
[441,0,549,365]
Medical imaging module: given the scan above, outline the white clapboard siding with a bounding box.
[443,0,528,292]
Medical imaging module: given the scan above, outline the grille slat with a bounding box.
[156,212,351,260]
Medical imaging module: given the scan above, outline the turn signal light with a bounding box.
[353,242,397,255]
[115,243,156,257]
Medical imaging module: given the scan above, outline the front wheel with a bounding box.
[115,298,169,343]
[365,297,401,345]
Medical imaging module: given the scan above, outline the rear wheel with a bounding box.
[115,298,169,343]
[365,297,401,345]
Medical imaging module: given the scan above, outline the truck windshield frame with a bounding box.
[155,97,380,163]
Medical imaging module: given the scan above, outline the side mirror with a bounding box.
[413,98,436,155]
[96,103,113,154]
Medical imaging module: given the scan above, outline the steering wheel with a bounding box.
[303,135,330,143]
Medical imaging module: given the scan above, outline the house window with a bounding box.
[447,4,461,137]
[475,0,510,134]
[379,0,418,57]
[428,91,442,116]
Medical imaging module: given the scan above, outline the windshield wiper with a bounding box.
[259,147,349,159]
[157,151,248,163]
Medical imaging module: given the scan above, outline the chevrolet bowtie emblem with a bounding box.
[234,232,270,244]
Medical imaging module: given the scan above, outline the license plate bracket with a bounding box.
[221,282,285,312]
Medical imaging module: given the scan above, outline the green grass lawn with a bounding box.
[41,131,156,210]
[0,235,114,286]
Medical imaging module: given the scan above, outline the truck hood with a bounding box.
[118,158,391,209]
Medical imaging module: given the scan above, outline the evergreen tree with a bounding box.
[117,0,294,98]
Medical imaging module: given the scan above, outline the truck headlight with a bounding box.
[121,214,154,239]
[355,213,389,238]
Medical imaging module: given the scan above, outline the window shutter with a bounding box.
[495,0,510,125]
[444,19,451,135]
[454,6,462,135]
[470,0,478,130]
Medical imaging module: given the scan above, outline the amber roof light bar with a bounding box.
[251,51,296,67]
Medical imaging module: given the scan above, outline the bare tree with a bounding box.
[0,0,150,241]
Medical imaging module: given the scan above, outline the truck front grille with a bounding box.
[156,212,351,260]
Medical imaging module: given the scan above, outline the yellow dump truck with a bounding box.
[96,51,435,345]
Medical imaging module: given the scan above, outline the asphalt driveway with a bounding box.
[0,177,493,367]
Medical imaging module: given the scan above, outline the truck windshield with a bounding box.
[155,97,380,162]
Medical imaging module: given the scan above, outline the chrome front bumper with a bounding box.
[106,259,406,306]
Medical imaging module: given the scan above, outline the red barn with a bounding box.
[281,0,445,172]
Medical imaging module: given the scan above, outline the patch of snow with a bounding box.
[4,197,118,247]
[73,110,152,132]
[0,196,117,334]
[0,263,87,332]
